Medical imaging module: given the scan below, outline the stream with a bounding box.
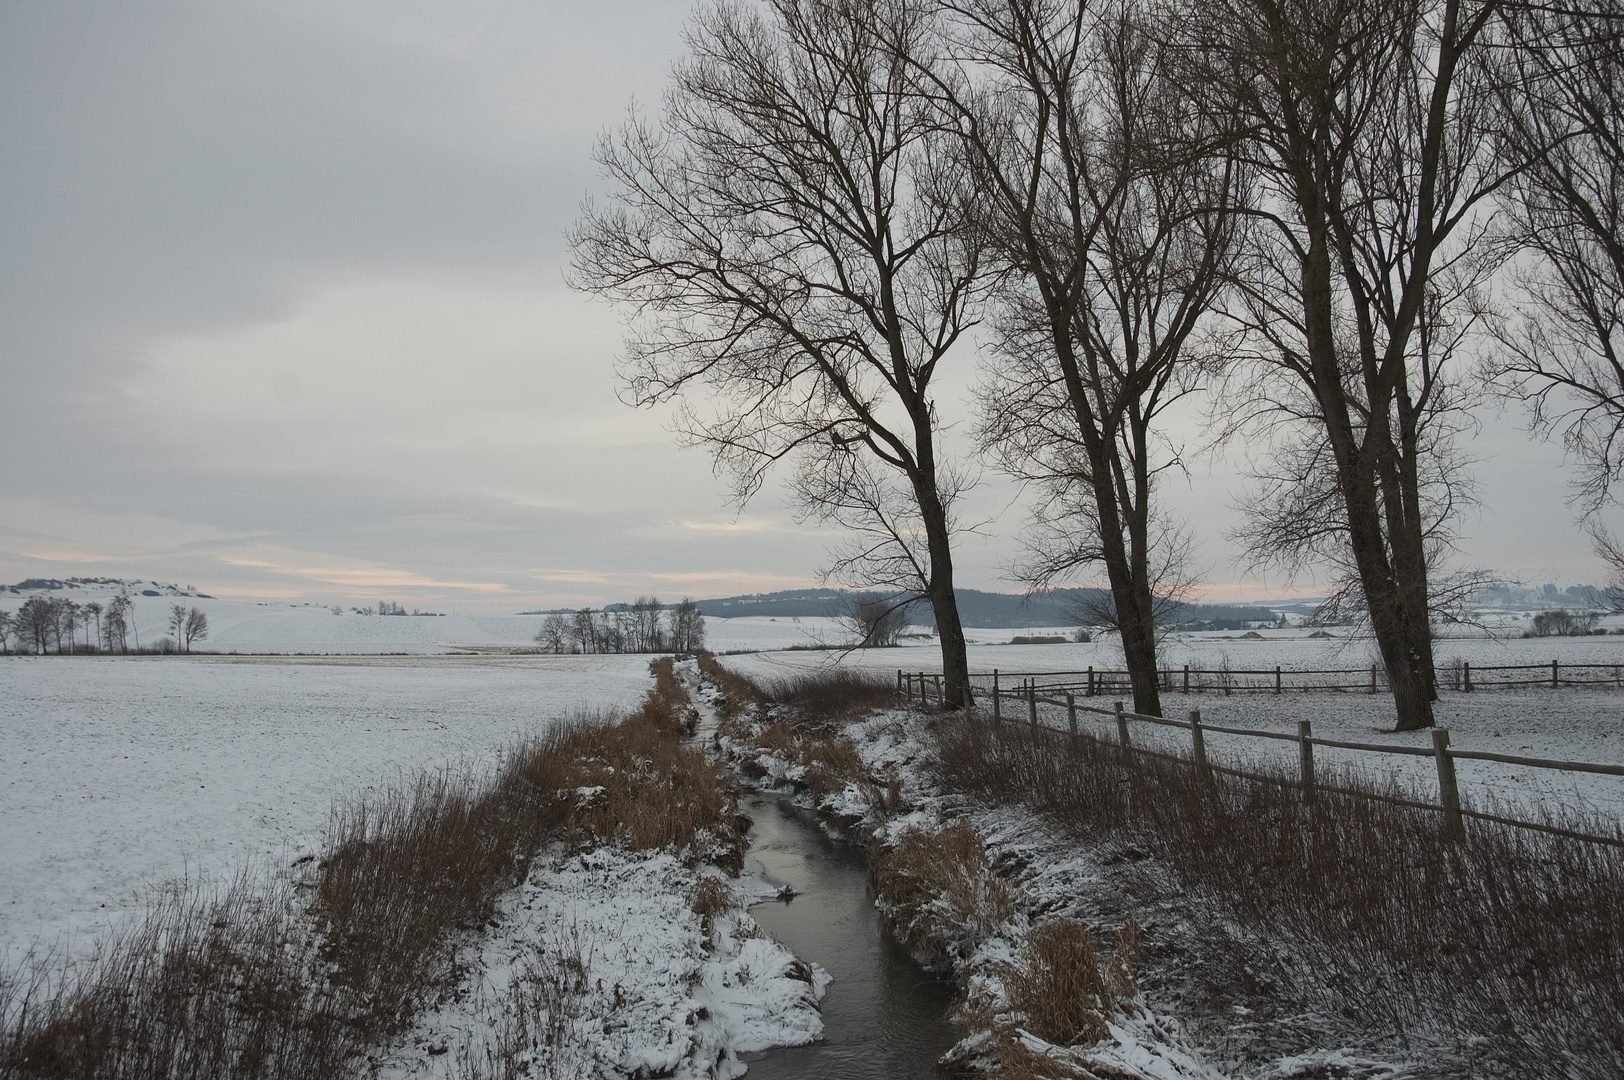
[684,675,958,1076]
[736,792,958,1077]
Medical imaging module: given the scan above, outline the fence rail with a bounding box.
[894,668,1624,848]
[901,660,1624,697]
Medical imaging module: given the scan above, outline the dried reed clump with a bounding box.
[871,817,1014,971]
[758,669,896,733]
[1004,918,1140,1048]
[798,736,867,800]
[316,727,577,1029]
[0,873,359,1080]
[933,714,1624,1078]
[687,877,734,941]
[637,656,696,736]
[554,713,746,873]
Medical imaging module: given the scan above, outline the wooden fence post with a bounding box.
[1298,720,1315,803]
[1553,659,1560,689]
[1183,664,1190,693]
[1463,661,1472,693]
[1067,693,1078,737]
[897,669,903,697]
[1370,664,1378,693]
[993,670,1001,723]
[1114,700,1131,749]
[1087,666,1095,697]
[1275,666,1283,695]
[1433,728,1464,840]
[1028,681,1038,729]
[1190,709,1206,773]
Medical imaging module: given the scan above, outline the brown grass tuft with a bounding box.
[871,817,1013,970]
[687,877,733,941]
[1006,919,1112,1048]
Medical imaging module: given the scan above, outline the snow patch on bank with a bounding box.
[372,848,828,1079]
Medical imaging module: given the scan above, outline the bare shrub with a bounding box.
[933,715,1624,1076]
[871,817,1013,971]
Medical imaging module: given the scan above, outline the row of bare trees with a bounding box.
[533,597,707,655]
[3,595,138,655]
[572,0,1623,730]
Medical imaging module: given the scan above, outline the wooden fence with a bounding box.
[899,660,1624,697]
[895,669,1624,848]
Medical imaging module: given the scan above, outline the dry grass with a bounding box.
[0,657,734,1079]
[1005,919,1113,1047]
[934,714,1624,1077]
[696,654,766,719]
[553,711,746,873]
[756,668,896,732]
[0,874,356,1079]
[687,877,734,942]
[870,817,1014,971]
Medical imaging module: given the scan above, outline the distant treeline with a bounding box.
[533,597,705,655]
[1,595,212,655]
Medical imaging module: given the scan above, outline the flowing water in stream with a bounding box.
[683,678,957,1076]
[736,791,957,1077]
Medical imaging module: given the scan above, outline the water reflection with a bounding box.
[739,792,957,1078]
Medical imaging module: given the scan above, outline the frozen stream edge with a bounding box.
[367,665,830,1080]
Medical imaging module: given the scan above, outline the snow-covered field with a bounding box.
[0,653,655,968]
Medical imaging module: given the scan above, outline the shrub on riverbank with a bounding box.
[933,714,1624,1078]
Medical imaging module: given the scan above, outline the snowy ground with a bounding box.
[0,653,655,968]
[373,849,828,1080]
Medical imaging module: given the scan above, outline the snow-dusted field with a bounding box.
[0,653,655,968]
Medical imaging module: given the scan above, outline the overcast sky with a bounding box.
[1,1,1612,613]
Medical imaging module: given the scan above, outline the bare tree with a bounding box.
[168,604,188,652]
[1484,7,1624,531]
[0,610,12,655]
[1179,0,1510,730]
[671,598,707,653]
[841,593,914,647]
[535,613,572,654]
[103,594,132,654]
[630,596,667,653]
[59,600,80,653]
[183,607,209,652]
[570,0,985,706]
[85,601,103,652]
[17,597,53,655]
[934,0,1244,716]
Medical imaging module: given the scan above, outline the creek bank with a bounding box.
[695,660,1219,1079]
[367,658,829,1079]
